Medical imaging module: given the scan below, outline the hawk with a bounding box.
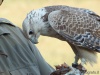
[22,5,100,68]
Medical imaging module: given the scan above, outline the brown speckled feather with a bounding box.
[44,5,100,22]
[23,5,100,64]
[48,10,100,52]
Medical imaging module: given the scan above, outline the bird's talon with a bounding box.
[76,64,87,73]
[72,63,78,68]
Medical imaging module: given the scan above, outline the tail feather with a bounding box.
[77,47,97,66]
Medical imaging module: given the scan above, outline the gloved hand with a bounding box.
[50,63,71,75]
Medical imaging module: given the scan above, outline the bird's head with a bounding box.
[22,9,50,44]
[22,16,42,44]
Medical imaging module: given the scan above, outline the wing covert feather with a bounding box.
[48,10,100,52]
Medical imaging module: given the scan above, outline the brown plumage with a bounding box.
[22,5,100,66]
[48,10,100,52]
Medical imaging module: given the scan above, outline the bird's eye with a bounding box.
[29,30,34,35]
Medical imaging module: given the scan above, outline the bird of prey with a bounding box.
[0,0,4,5]
[22,5,100,68]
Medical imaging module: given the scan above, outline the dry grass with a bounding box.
[1,0,100,74]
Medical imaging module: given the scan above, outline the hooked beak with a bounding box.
[30,37,39,44]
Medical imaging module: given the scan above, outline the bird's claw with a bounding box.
[72,63,87,73]
[76,64,87,73]
[72,63,78,68]
[51,63,87,75]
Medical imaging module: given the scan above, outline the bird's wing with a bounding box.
[48,10,100,52]
[44,5,100,21]
[80,8,100,21]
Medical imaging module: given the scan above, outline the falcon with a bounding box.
[22,5,100,68]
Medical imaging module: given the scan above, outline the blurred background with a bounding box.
[0,0,100,74]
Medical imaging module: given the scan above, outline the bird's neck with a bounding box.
[40,22,57,37]
[40,22,66,41]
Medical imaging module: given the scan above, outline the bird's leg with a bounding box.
[71,58,87,74]
[75,58,87,73]
[72,55,79,68]
[80,58,86,66]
